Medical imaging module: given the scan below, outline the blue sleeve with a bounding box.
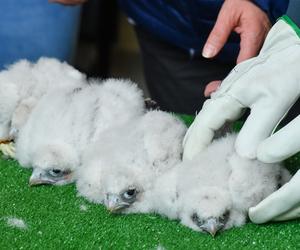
[0,1,81,69]
[252,0,289,23]
[286,1,300,26]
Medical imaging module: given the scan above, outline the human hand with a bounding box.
[203,0,271,64]
[49,0,87,5]
[203,0,271,99]
[183,16,300,162]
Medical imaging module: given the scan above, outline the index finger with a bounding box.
[202,5,236,58]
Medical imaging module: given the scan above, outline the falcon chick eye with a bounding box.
[123,188,137,200]
[191,213,204,225]
[219,211,230,224]
[48,169,63,177]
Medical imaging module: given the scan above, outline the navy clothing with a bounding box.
[119,0,289,63]
[135,27,235,115]
[287,0,300,26]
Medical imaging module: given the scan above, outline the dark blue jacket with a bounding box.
[119,0,289,63]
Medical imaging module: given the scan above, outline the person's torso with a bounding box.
[119,0,288,62]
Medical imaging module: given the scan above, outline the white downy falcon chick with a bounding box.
[86,132,290,236]
[15,78,145,186]
[75,110,187,211]
[0,57,86,141]
[176,134,290,236]
[135,134,290,236]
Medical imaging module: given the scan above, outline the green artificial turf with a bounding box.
[1,116,300,250]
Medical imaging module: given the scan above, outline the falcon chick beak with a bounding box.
[105,194,130,213]
[192,214,225,237]
[29,168,56,186]
[29,168,73,186]
[199,218,224,237]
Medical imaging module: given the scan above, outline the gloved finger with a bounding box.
[202,7,235,58]
[273,205,300,221]
[235,102,288,159]
[249,170,300,224]
[183,96,244,160]
[257,115,300,163]
[204,80,222,97]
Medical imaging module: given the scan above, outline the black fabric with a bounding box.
[280,99,300,126]
[77,0,119,77]
[280,0,300,125]
[135,27,234,115]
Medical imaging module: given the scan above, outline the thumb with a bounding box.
[203,10,236,58]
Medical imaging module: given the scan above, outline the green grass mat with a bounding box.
[1,115,300,249]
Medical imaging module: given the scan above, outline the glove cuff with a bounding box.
[280,15,300,38]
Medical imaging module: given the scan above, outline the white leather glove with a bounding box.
[183,15,300,162]
[183,15,300,223]
[249,170,300,223]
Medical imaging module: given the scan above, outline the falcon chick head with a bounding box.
[76,126,154,212]
[29,143,79,186]
[102,169,144,213]
[76,152,147,212]
[179,187,232,237]
[76,110,186,214]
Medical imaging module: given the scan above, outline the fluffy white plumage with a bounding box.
[141,134,290,235]
[80,132,290,236]
[0,57,86,141]
[15,78,145,185]
[76,110,187,206]
[176,134,290,235]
